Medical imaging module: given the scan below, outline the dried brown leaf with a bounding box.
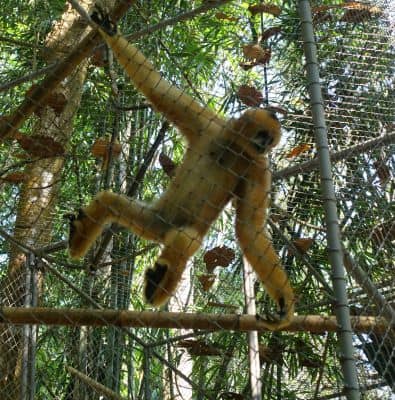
[198,274,216,291]
[215,12,239,22]
[248,3,281,17]
[237,85,264,107]
[242,44,271,64]
[0,172,27,183]
[291,238,314,255]
[159,152,177,177]
[203,246,235,272]
[286,143,311,158]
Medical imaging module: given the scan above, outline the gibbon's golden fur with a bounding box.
[68,12,295,329]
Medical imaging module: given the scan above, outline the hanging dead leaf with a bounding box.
[13,132,65,157]
[313,11,332,24]
[290,238,314,255]
[342,2,381,11]
[91,138,121,158]
[220,392,245,400]
[341,8,374,22]
[248,3,281,17]
[371,219,395,249]
[286,143,311,158]
[215,12,239,22]
[313,2,378,12]
[259,344,284,363]
[312,3,381,23]
[26,85,67,115]
[91,46,108,67]
[312,5,332,14]
[374,160,391,186]
[242,44,271,65]
[299,355,321,368]
[198,274,216,291]
[177,340,222,356]
[1,172,28,183]
[237,85,263,107]
[46,91,67,114]
[25,85,42,115]
[261,26,282,41]
[204,246,235,272]
[159,152,177,177]
[239,62,257,71]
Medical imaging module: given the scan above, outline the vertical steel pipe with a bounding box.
[297,1,361,398]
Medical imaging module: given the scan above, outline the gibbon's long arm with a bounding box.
[68,12,295,329]
[235,160,294,328]
[91,13,226,145]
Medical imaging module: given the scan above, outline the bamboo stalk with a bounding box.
[0,307,390,334]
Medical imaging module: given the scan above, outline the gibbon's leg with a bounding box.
[144,227,202,307]
[235,166,295,330]
[90,12,226,145]
[68,191,169,259]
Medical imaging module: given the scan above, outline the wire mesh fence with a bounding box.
[0,0,394,399]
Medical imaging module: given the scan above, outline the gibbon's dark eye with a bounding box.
[252,130,273,152]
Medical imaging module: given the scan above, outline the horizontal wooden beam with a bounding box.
[0,307,390,333]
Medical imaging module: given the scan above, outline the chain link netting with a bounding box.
[0,1,394,399]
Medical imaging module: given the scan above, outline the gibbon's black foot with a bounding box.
[66,209,86,246]
[255,296,292,329]
[91,7,117,36]
[144,262,168,305]
[67,208,102,259]
[278,296,286,319]
[255,312,280,324]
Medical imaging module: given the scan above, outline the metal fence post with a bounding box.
[297,1,361,398]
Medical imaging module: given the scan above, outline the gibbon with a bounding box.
[68,11,295,329]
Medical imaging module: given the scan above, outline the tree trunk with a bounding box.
[0,2,94,398]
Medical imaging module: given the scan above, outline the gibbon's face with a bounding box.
[232,108,281,157]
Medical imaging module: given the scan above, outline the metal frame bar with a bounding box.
[297,1,361,398]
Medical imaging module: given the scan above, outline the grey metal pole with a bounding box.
[297,1,361,399]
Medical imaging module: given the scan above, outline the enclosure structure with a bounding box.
[0,0,394,399]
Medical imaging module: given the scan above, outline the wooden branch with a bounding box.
[273,132,395,181]
[66,366,126,400]
[0,307,390,334]
[0,0,135,142]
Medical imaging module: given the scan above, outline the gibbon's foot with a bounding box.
[67,208,102,259]
[255,297,294,331]
[144,262,169,306]
[255,313,291,331]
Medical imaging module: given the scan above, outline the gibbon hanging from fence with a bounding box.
[68,10,295,330]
